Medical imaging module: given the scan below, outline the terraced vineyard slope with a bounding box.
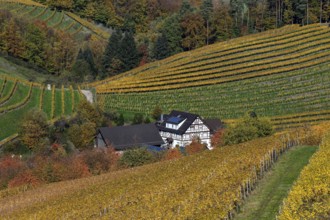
[0,1,110,40]
[0,75,83,141]
[91,24,330,129]
[0,134,299,219]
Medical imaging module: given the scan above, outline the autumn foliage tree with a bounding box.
[186,138,206,155]
[224,112,273,145]
[80,147,119,174]
[68,100,104,149]
[163,148,183,160]
[8,170,41,188]
[180,12,206,50]
[0,10,78,76]
[19,108,49,151]
[211,129,225,147]
[0,156,26,189]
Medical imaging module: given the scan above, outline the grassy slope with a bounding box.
[0,81,81,140]
[42,89,52,119]
[0,136,315,219]
[0,87,40,140]
[0,83,28,107]
[73,90,81,109]
[0,56,58,84]
[0,1,110,40]
[54,89,62,118]
[64,89,72,115]
[0,76,81,140]
[0,80,14,100]
[0,79,3,96]
[235,145,317,220]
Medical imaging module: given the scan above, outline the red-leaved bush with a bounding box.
[80,147,119,175]
[163,148,182,160]
[8,170,41,188]
[211,129,225,147]
[0,156,26,189]
[186,141,206,155]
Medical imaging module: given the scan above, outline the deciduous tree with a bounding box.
[20,109,49,151]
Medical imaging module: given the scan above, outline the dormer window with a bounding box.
[165,116,186,130]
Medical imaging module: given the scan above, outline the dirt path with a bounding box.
[81,90,93,103]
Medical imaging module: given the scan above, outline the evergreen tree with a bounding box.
[82,45,97,78]
[154,33,170,60]
[161,15,183,55]
[101,29,122,78]
[295,0,309,24]
[200,0,213,20]
[119,31,140,72]
[71,51,90,82]
[72,46,97,82]
[230,0,245,27]
[180,0,194,17]
[200,0,213,45]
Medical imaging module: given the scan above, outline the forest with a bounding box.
[1,0,329,81]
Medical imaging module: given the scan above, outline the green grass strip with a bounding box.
[0,87,40,140]
[74,90,81,109]
[54,89,62,118]
[39,8,53,21]
[42,89,52,119]
[0,78,4,97]
[0,80,16,105]
[0,83,29,107]
[235,145,317,220]
[28,6,44,17]
[64,89,72,116]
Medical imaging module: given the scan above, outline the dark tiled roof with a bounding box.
[157,110,199,135]
[98,123,165,151]
[203,119,224,134]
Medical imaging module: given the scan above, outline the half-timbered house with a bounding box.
[156,110,223,149]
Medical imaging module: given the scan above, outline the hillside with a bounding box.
[0,134,298,219]
[0,1,110,40]
[90,24,330,129]
[0,72,83,141]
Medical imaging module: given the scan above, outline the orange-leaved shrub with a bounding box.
[0,156,26,189]
[211,129,225,147]
[186,140,206,155]
[80,147,119,175]
[8,170,41,188]
[163,148,183,160]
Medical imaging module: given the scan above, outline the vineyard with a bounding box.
[90,24,330,129]
[0,1,110,40]
[0,75,83,141]
[278,131,330,219]
[0,131,305,219]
